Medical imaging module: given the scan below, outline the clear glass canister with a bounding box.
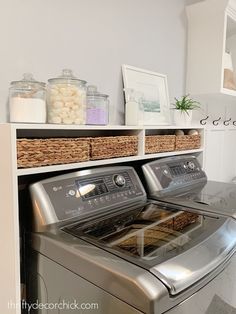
[9,73,46,123]
[47,69,87,124]
[86,85,109,125]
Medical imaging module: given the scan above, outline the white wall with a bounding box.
[0,0,187,124]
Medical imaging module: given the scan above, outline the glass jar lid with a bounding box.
[87,85,99,95]
[98,93,109,98]
[10,73,46,90]
[87,85,108,98]
[48,69,87,85]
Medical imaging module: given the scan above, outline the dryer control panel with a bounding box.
[30,166,146,231]
[142,156,207,196]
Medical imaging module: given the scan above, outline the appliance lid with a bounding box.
[150,216,236,295]
[63,202,236,295]
[155,180,236,219]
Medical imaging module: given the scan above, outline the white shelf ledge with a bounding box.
[3,123,205,131]
[17,148,204,176]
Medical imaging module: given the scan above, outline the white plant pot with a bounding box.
[173,110,192,126]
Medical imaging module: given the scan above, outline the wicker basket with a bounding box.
[17,138,90,168]
[90,136,138,160]
[175,135,201,151]
[145,135,176,154]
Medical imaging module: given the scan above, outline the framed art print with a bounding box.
[122,64,171,125]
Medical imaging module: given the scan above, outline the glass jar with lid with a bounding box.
[47,69,87,124]
[9,73,46,123]
[86,85,109,125]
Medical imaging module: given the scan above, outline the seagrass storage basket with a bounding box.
[175,134,201,151]
[17,138,90,168]
[90,135,138,160]
[145,135,176,154]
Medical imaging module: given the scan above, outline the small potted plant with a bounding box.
[172,94,200,126]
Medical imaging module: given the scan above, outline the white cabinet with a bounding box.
[186,0,236,100]
[0,123,205,314]
[204,127,236,182]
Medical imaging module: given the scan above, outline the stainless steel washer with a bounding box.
[28,166,236,314]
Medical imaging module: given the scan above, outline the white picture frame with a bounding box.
[122,64,171,125]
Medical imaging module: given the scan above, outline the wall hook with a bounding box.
[223,118,232,126]
[212,117,221,126]
[200,116,209,125]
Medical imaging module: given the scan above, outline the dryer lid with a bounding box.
[149,216,236,295]
[154,180,236,220]
[63,202,236,296]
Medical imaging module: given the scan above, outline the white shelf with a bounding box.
[5,123,205,131]
[11,122,204,176]
[140,148,203,160]
[13,123,205,177]
[9,123,143,130]
[17,148,204,176]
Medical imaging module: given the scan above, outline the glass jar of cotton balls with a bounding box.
[47,69,87,124]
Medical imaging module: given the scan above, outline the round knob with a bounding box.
[187,161,195,170]
[113,174,126,187]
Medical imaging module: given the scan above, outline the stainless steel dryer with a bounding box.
[28,166,236,314]
[142,155,236,220]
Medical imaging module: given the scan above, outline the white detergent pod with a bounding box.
[188,129,199,135]
[175,129,185,136]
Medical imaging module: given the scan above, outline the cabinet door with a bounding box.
[204,129,236,182]
[204,130,225,181]
[222,129,236,182]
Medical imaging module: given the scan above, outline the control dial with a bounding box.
[113,174,126,187]
[187,161,195,170]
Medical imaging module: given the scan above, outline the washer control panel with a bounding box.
[142,156,207,195]
[30,167,146,228]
